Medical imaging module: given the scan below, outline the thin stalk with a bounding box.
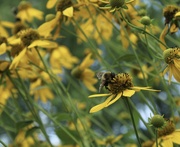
[123,97,142,147]
[155,129,158,147]
[118,9,168,49]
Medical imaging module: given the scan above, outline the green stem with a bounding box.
[155,129,159,147]
[0,141,7,147]
[123,97,141,147]
[119,9,168,49]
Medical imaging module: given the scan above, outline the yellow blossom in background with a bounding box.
[96,135,123,146]
[89,72,160,113]
[15,1,43,22]
[118,4,142,48]
[76,12,113,44]
[8,28,58,69]
[131,64,154,79]
[162,47,180,84]
[0,20,14,37]
[71,53,97,92]
[50,45,79,70]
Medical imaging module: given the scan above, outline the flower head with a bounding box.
[153,120,180,147]
[89,72,160,113]
[100,0,134,12]
[15,1,43,22]
[162,47,180,84]
[163,5,180,33]
[71,53,97,92]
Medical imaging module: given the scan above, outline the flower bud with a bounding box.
[140,16,151,26]
[45,14,55,22]
[150,114,165,128]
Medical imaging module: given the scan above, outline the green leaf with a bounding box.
[55,127,79,145]
[25,126,40,138]
[16,120,34,130]
[54,113,72,121]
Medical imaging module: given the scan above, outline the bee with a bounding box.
[97,71,116,92]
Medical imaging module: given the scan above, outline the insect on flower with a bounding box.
[96,71,116,92]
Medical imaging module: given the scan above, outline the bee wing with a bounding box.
[96,72,104,79]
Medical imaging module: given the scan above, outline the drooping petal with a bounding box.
[168,65,173,84]
[123,89,135,97]
[9,48,26,69]
[89,93,111,98]
[83,79,97,92]
[89,95,114,113]
[63,7,73,17]
[28,40,58,49]
[106,93,122,107]
[0,43,6,55]
[174,59,180,69]
[171,64,180,82]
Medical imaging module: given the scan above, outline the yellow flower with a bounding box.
[76,13,113,44]
[96,135,123,146]
[162,47,180,84]
[71,53,97,92]
[30,71,54,103]
[163,5,180,34]
[153,121,180,147]
[8,28,58,69]
[15,1,43,22]
[50,45,79,70]
[89,72,159,113]
[39,0,73,39]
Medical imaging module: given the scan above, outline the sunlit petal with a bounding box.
[28,40,58,48]
[106,93,122,107]
[89,95,113,113]
[63,7,73,17]
[123,89,135,97]
[89,93,111,98]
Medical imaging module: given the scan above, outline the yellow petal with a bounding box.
[9,48,26,69]
[132,86,160,92]
[159,24,168,51]
[28,40,58,49]
[89,93,111,98]
[169,66,173,84]
[174,59,180,69]
[0,43,6,55]
[106,93,122,107]
[80,53,94,69]
[46,0,57,9]
[89,95,113,113]
[123,89,135,97]
[172,131,180,144]
[63,7,73,17]
[38,12,61,37]
[171,65,180,82]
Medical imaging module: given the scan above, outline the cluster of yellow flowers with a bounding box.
[0,0,180,147]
